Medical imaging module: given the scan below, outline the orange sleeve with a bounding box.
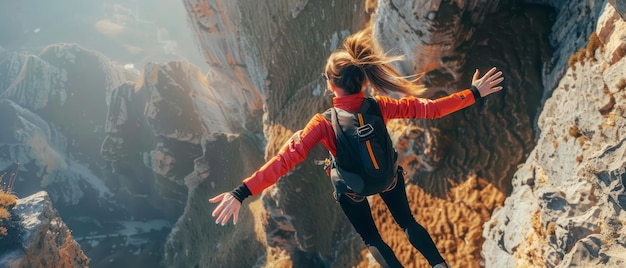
[375,89,476,121]
[242,114,330,196]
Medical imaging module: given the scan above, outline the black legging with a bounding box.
[338,171,445,267]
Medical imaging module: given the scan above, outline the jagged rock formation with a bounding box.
[1,32,267,266]
[102,60,261,203]
[373,0,553,195]
[483,3,626,267]
[373,0,502,83]
[166,1,375,267]
[609,0,626,21]
[0,191,89,267]
[0,44,127,206]
[162,132,266,267]
[0,43,219,266]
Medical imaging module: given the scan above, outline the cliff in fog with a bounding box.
[1,0,625,267]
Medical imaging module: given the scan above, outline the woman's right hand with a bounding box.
[472,67,504,97]
[209,192,241,225]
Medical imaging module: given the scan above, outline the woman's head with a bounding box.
[324,29,424,96]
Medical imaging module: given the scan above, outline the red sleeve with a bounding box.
[375,89,476,121]
[242,114,331,195]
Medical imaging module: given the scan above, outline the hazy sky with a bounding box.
[0,0,207,71]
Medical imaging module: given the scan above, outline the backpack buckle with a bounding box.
[356,124,374,139]
[315,158,334,176]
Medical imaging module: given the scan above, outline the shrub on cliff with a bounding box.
[0,189,21,251]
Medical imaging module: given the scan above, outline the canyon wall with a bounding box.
[483,3,626,267]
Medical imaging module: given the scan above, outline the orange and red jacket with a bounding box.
[242,89,478,196]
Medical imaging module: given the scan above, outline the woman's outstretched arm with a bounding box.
[209,114,329,225]
[377,67,504,120]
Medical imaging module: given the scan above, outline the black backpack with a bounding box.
[323,98,398,196]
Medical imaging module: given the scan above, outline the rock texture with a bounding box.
[373,0,552,195]
[0,191,89,268]
[0,44,127,206]
[483,3,626,267]
[373,0,502,83]
[609,0,626,20]
[1,43,238,266]
[169,1,376,267]
[162,133,266,267]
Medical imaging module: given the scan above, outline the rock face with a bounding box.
[609,0,626,20]
[483,3,626,267]
[373,0,502,83]
[166,1,376,266]
[373,0,552,195]
[0,191,89,268]
[0,42,238,266]
[0,44,126,207]
[162,133,267,268]
[102,60,261,202]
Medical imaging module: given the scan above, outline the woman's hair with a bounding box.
[324,29,425,96]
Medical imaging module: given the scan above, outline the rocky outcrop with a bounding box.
[170,1,375,267]
[373,0,502,83]
[609,0,626,20]
[1,44,219,266]
[0,191,89,268]
[374,0,553,195]
[483,3,626,267]
[0,44,128,206]
[181,0,264,124]
[101,60,263,207]
[162,132,266,267]
[519,0,608,94]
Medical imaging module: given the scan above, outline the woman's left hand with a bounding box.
[472,67,504,97]
[209,192,241,225]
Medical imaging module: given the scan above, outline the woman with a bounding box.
[210,29,504,268]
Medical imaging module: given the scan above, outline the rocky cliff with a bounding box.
[483,3,626,267]
[0,191,89,268]
[0,32,265,266]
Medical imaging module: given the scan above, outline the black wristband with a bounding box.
[470,85,482,99]
[230,184,252,203]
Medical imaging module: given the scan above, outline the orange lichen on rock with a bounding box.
[20,222,89,268]
[355,174,505,267]
[193,0,215,19]
[513,210,552,267]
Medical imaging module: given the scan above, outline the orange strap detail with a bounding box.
[357,113,379,169]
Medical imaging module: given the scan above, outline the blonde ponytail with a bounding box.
[324,29,425,96]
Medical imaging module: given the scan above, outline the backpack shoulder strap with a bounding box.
[360,97,383,118]
[322,107,343,138]
[330,107,342,138]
